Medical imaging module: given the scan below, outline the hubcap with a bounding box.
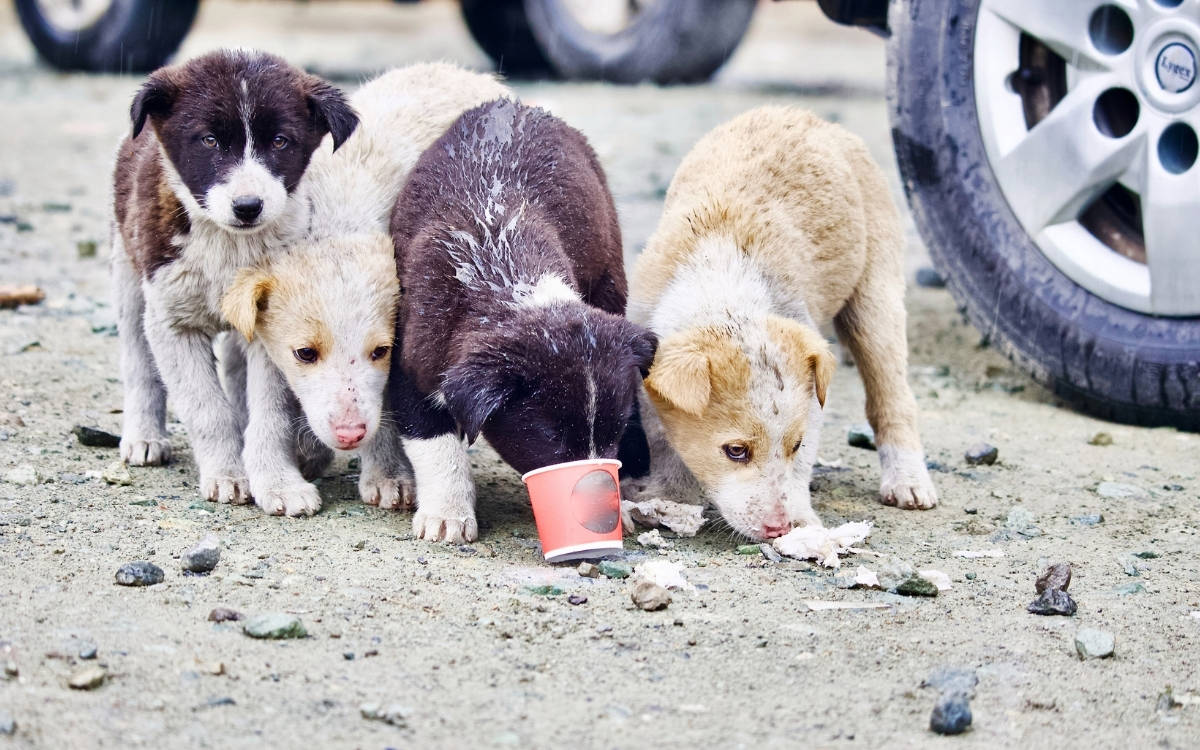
[975,0,1200,316]
[34,0,112,33]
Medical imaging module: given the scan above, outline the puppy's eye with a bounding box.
[272,135,289,150]
[293,347,318,364]
[723,443,751,463]
[792,437,804,454]
[370,345,391,361]
[201,134,218,149]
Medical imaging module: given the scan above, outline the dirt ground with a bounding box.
[1,2,1199,748]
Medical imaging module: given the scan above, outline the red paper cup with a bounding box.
[521,459,624,563]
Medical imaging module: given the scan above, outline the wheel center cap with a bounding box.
[1155,41,1196,94]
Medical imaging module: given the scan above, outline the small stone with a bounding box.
[76,240,98,259]
[1114,582,1145,595]
[203,662,225,675]
[1027,588,1077,616]
[636,529,673,549]
[1074,627,1115,659]
[1120,558,1140,577]
[1035,562,1072,593]
[101,461,133,486]
[242,613,307,639]
[181,534,220,573]
[524,585,563,596]
[929,692,972,735]
[567,594,588,605]
[631,580,672,611]
[68,665,106,690]
[1133,550,1159,559]
[576,562,600,578]
[915,266,946,289]
[760,544,783,563]
[964,443,998,466]
[0,711,13,735]
[895,574,939,597]
[4,660,18,678]
[360,702,409,727]
[1071,514,1104,526]
[115,561,164,586]
[1003,506,1041,538]
[72,425,120,448]
[1088,432,1113,446]
[2,464,41,486]
[1096,481,1146,500]
[735,544,761,555]
[965,572,977,580]
[598,560,631,579]
[78,644,97,660]
[847,424,876,450]
[207,607,242,623]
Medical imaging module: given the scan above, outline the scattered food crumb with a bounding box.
[636,529,673,549]
[772,521,871,568]
[633,560,694,592]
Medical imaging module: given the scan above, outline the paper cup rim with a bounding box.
[543,540,624,563]
[521,458,622,482]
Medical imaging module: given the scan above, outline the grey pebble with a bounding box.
[115,561,164,587]
[598,560,631,579]
[847,424,876,450]
[1027,588,1077,616]
[759,544,783,563]
[964,443,998,466]
[1035,562,1071,593]
[78,643,97,660]
[242,613,307,639]
[915,266,947,289]
[0,710,14,735]
[72,425,120,448]
[567,594,588,606]
[360,702,409,727]
[1070,513,1104,526]
[576,562,600,578]
[1095,481,1146,500]
[1075,627,1115,659]
[68,665,106,690]
[930,692,972,735]
[181,534,220,574]
[207,607,242,623]
[895,574,939,597]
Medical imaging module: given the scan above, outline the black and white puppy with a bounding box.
[389,99,657,544]
[111,49,356,503]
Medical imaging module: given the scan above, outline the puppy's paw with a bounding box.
[412,508,478,544]
[254,481,322,517]
[360,474,415,511]
[201,473,252,505]
[878,446,938,510]
[121,436,172,466]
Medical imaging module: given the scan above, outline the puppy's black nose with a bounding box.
[232,195,263,222]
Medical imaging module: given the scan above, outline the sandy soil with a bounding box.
[1,2,1198,748]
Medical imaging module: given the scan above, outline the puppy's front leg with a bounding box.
[113,247,171,466]
[242,342,321,516]
[358,418,415,511]
[406,432,477,543]
[142,297,249,504]
[833,270,937,511]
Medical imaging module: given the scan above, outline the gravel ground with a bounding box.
[1,2,1199,748]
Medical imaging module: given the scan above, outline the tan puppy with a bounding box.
[628,106,937,541]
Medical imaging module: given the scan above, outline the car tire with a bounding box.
[522,0,757,84]
[15,0,199,73]
[460,0,552,77]
[887,0,1200,430]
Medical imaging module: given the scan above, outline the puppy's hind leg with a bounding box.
[833,261,937,511]
[112,243,171,466]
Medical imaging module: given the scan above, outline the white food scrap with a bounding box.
[622,498,706,536]
[772,521,872,568]
[854,566,881,589]
[635,529,674,549]
[918,569,952,591]
[804,600,890,611]
[632,559,695,592]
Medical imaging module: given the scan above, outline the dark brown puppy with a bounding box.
[389,98,656,544]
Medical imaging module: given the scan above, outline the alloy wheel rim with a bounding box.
[975,0,1200,316]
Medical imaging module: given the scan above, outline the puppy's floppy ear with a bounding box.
[305,77,358,151]
[221,268,274,342]
[766,316,836,408]
[625,324,659,379]
[643,329,711,417]
[440,353,518,445]
[130,70,179,139]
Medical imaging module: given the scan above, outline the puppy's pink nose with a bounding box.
[333,423,367,449]
[762,523,791,539]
